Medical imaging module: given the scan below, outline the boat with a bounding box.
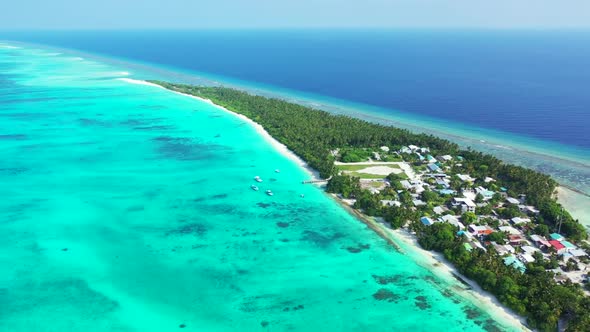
[250,185,259,191]
[254,176,263,182]
[266,190,273,196]
[300,194,305,198]
[275,169,280,173]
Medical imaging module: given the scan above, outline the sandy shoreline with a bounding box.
[557,186,590,228]
[329,195,530,331]
[118,78,320,181]
[123,78,529,331]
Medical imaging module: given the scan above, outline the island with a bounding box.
[148,81,590,332]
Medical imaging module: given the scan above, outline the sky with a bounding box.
[2,0,590,30]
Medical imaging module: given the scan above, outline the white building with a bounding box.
[452,197,476,213]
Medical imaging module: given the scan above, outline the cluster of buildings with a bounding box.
[335,144,589,289]
[395,145,590,287]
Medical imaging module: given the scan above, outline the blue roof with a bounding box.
[561,240,576,249]
[427,164,441,172]
[550,233,564,240]
[420,217,435,226]
[439,189,455,195]
[500,187,508,192]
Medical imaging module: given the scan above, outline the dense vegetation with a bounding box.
[151,81,589,331]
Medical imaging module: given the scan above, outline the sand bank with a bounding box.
[557,186,590,228]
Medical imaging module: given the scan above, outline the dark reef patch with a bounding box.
[134,125,175,131]
[256,202,272,209]
[414,296,431,310]
[463,306,482,320]
[372,288,400,302]
[0,167,28,175]
[372,274,403,285]
[126,205,145,212]
[151,136,225,161]
[166,223,208,237]
[276,222,290,228]
[0,134,28,140]
[300,230,344,248]
[78,118,111,127]
[345,243,370,253]
[1,278,119,318]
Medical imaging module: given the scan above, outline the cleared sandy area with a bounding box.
[355,165,403,175]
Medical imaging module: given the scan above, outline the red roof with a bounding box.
[549,240,565,250]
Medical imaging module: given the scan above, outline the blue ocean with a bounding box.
[4,30,590,149]
[0,30,588,331]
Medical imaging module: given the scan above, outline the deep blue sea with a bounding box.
[2,29,590,149]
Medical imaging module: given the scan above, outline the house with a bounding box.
[511,217,530,225]
[421,217,435,226]
[498,226,521,235]
[452,198,476,213]
[550,233,564,241]
[439,155,453,162]
[560,240,577,252]
[433,206,446,215]
[380,146,390,152]
[462,189,477,201]
[519,253,535,264]
[456,174,475,182]
[570,249,588,258]
[469,224,493,236]
[400,180,412,189]
[408,145,419,151]
[508,234,525,246]
[522,245,540,255]
[530,234,546,245]
[475,187,495,201]
[412,199,426,207]
[440,214,465,230]
[427,163,441,172]
[381,200,401,207]
[549,240,566,254]
[439,189,455,195]
[463,243,473,252]
[426,155,437,163]
[400,146,412,154]
[494,243,515,255]
[435,178,450,188]
[506,197,520,205]
[484,177,495,183]
[504,255,526,273]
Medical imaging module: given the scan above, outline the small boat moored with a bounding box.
[275,169,280,173]
[250,185,259,191]
[254,176,263,182]
[266,190,274,196]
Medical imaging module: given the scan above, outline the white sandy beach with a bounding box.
[124,77,530,331]
[118,78,320,181]
[386,228,530,331]
[557,186,590,228]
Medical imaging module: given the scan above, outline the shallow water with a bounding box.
[0,44,523,331]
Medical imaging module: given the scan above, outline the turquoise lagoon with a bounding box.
[0,44,526,331]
